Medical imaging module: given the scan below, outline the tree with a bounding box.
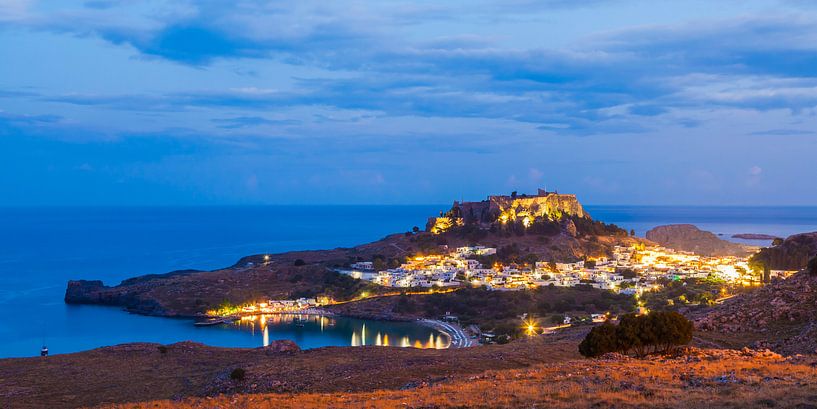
[808,255,817,277]
[372,258,387,271]
[772,238,784,246]
[630,229,636,236]
[651,311,693,353]
[579,323,618,357]
[412,226,420,233]
[578,311,693,358]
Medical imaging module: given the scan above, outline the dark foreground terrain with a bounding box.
[107,347,817,409]
[0,334,579,409]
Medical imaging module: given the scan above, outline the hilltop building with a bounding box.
[427,189,589,234]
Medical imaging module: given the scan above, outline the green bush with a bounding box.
[578,322,618,357]
[579,311,693,358]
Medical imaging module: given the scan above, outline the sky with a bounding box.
[1,0,816,206]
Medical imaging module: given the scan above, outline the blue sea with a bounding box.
[1,205,816,358]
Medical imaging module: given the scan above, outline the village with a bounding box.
[338,244,793,296]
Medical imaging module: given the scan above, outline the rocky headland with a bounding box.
[64,191,643,319]
[645,224,753,257]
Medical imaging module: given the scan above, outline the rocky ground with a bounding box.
[0,334,579,409]
[101,346,817,409]
[695,269,817,355]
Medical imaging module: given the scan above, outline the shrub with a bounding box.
[157,345,168,354]
[230,368,246,381]
[293,259,306,266]
[579,311,693,358]
[578,322,618,357]
[808,256,817,277]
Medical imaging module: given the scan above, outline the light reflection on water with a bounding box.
[231,314,451,349]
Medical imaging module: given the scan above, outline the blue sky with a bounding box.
[1,0,816,205]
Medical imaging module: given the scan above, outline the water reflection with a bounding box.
[230,314,450,349]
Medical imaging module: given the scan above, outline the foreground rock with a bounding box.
[646,224,752,257]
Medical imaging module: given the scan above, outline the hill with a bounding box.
[645,224,752,257]
[695,268,817,355]
[64,190,642,318]
[749,232,817,271]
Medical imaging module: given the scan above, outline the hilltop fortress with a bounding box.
[427,189,589,234]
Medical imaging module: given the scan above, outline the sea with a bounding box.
[1,205,815,358]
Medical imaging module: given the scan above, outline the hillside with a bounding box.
[695,268,817,355]
[0,335,579,409]
[102,347,817,409]
[328,286,635,334]
[64,215,642,318]
[749,232,817,271]
[645,224,752,257]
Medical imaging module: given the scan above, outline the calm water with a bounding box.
[1,205,816,358]
[588,206,817,245]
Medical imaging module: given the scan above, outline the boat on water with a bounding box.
[194,317,236,327]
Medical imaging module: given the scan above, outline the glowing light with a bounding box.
[523,318,539,337]
[522,216,531,228]
[263,325,269,347]
[383,334,390,346]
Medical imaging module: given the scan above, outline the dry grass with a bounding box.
[0,336,578,409]
[105,351,817,409]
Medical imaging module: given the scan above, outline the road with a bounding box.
[419,319,475,348]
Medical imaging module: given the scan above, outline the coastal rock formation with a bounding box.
[732,233,781,241]
[695,269,817,355]
[645,224,752,257]
[65,279,168,315]
[749,232,817,271]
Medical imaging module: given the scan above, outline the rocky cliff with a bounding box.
[749,232,817,271]
[645,224,752,257]
[429,189,589,232]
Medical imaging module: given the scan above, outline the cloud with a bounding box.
[750,128,814,136]
[8,3,817,136]
[211,116,301,129]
